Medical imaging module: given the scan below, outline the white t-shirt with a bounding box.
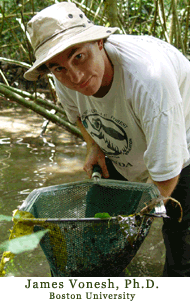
[54,34,190,182]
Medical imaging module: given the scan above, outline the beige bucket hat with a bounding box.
[24,2,118,81]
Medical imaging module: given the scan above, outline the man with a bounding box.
[24,2,190,276]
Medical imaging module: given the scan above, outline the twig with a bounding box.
[46,75,58,104]
[117,15,127,34]
[72,0,107,23]
[40,109,56,137]
[0,69,9,86]
[150,0,158,36]
[158,0,169,42]
[93,0,104,23]
[16,14,33,64]
[0,57,31,69]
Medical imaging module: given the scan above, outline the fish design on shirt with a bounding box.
[82,114,131,156]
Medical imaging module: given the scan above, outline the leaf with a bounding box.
[94,213,111,219]
[0,215,12,222]
[0,229,49,254]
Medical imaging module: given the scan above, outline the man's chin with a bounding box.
[81,86,101,97]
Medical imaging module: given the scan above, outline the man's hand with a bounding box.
[76,117,109,178]
[84,142,109,178]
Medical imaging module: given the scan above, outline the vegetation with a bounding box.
[0,0,189,136]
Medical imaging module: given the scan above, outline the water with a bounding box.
[0,107,87,277]
[0,107,165,277]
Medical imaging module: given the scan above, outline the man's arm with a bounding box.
[76,117,109,178]
[77,118,181,194]
[151,175,180,203]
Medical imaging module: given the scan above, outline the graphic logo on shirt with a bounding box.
[82,114,132,156]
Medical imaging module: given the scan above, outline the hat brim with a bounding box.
[24,25,118,81]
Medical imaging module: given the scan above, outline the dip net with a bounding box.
[20,178,160,276]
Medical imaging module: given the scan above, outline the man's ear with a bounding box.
[97,39,104,50]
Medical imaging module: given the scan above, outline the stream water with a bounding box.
[0,107,165,277]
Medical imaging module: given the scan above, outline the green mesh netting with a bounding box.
[20,179,160,277]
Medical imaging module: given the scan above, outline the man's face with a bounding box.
[46,40,113,97]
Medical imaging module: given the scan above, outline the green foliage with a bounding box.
[0,214,12,221]
[94,213,111,219]
[0,229,49,254]
[0,0,56,61]
[0,0,189,63]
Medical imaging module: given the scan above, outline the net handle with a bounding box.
[92,165,102,179]
[13,216,117,226]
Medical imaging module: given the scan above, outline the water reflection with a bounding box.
[0,138,11,144]
[0,149,11,179]
[0,107,86,276]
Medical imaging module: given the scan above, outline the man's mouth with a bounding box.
[79,77,92,89]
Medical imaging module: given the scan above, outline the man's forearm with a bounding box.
[76,117,96,147]
[153,174,180,199]
[76,117,109,178]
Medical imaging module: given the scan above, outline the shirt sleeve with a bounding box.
[131,66,190,181]
[54,77,80,124]
[142,103,189,181]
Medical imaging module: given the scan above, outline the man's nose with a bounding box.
[67,67,84,84]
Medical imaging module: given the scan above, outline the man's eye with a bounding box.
[76,53,82,59]
[55,66,64,72]
[75,53,85,61]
